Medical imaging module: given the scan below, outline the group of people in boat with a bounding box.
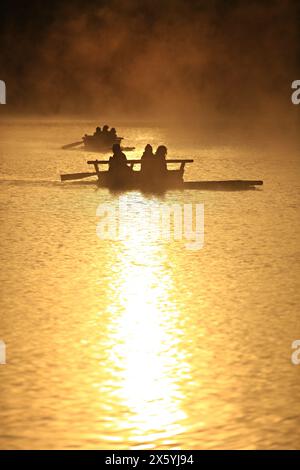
[91,125,118,142]
[108,143,168,180]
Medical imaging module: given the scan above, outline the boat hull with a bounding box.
[83,136,122,151]
[96,171,263,191]
[98,170,184,190]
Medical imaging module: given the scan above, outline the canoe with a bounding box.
[82,135,123,151]
[97,169,185,190]
[60,159,263,191]
[97,174,263,191]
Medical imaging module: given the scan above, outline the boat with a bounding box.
[82,134,123,151]
[61,135,123,151]
[60,159,263,191]
[61,127,135,152]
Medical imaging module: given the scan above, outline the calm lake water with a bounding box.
[0,119,299,449]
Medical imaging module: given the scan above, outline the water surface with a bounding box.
[0,119,299,449]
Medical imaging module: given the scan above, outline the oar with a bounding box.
[62,141,83,150]
[61,172,97,182]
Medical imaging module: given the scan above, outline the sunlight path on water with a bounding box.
[99,193,190,448]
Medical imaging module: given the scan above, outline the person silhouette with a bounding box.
[102,125,109,135]
[109,127,117,140]
[154,145,167,173]
[94,126,102,138]
[109,144,129,173]
[141,144,154,174]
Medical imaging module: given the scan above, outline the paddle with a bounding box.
[62,140,83,150]
[60,172,97,182]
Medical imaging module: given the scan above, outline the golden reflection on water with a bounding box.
[103,193,189,447]
[1,124,300,449]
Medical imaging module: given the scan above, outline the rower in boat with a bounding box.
[109,127,117,140]
[141,144,155,174]
[93,126,102,138]
[108,144,132,184]
[154,145,168,174]
[102,125,110,141]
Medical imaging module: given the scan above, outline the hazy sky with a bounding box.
[0,0,299,122]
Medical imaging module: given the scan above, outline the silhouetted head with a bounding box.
[111,127,116,133]
[145,144,153,152]
[96,126,101,132]
[112,143,121,154]
[156,145,167,158]
[103,125,109,131]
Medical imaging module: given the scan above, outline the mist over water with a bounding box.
[1,0,299,129]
